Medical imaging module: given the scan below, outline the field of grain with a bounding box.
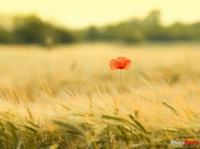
[0,43,200,148]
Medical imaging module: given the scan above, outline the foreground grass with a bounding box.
[0,43,200,148]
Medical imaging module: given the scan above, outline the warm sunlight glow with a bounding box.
[0,0,199,28]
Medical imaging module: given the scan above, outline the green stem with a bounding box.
[114,70,123,114]
[119,69,122,104]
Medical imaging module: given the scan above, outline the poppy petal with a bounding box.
[110,57,132,70]
[110,59,119,70]
[117,57,126,69]
[123,59,131,70]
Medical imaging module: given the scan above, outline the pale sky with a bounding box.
[0,0,199,28]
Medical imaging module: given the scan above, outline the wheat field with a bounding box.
[0,43,200,148]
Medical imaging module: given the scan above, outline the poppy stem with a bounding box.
[114,70,122,114]
[119,69,122,103]
[114,69,123,114]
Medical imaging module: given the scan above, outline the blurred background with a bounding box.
[0,0,199,46]
[0,1,200,148]
[0,0,199,95]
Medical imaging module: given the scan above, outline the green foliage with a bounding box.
[13,15,46,44]
[84,26,100,41]
[0,27,13,43]
[0,114,199,148]
[0,10,199,44]
[0,15,76,45]
[82,10,200,43]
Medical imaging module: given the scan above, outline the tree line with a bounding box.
[0,10,199,45]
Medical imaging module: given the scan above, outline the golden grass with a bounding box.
[0,42,200,148]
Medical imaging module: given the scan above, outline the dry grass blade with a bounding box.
[0,43,199,148]
[129,115,148,134]
[162,102,179,116]
[53,120,85,136]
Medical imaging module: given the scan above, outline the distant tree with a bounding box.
[0,11,199,45]
[143,10,165,41]
[42,25,76,48]
[0,27,12,43]
[52,27,75,43]
[144,10,161,27]
[191,22,200,40]
[12,15,76,45]
[13,15,46,43]
[166,22,198,41]
[84,26,100,41]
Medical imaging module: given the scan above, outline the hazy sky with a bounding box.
[0,0,199,28]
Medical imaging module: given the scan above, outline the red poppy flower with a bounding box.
[110,57,131,70]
